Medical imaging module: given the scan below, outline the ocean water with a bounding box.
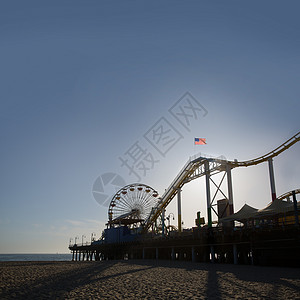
[0,253,72,262]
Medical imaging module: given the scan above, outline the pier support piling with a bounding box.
[210,246,215,263]
[162,209,165,237]
[192,247,196,262]
[233,244,238,265]
[205,161,212,228]
[292,190,299,226]
[226,165,234,215]
[268,158,277,202]
[177,189,182,233]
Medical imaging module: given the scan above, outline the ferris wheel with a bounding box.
[108,184,159,227]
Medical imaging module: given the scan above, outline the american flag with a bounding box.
[194,138,206,145]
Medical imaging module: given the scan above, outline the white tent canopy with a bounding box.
[253,198,295,217]
[220,204,258,222]
[220,199,298,222]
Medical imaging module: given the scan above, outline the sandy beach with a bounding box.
[0,260,299,299]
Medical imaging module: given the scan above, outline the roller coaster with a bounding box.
[105,131,299,233]
[141,131,300,232]
[70,131,300,266]
[277,189,300,201]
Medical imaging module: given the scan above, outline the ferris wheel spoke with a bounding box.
[140,191,154,208]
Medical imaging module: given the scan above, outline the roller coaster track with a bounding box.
[229,131,300,167]
[143,131,300,232]
[277,189,300,201]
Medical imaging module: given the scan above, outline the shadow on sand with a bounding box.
[1,260,299,299]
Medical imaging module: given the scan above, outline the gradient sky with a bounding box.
[1,1,299,253]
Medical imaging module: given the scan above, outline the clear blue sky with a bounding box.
[1,1,299,253]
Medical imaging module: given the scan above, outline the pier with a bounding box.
[69,221,300,267]
[69,132,300,267]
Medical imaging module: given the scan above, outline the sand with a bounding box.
[0,260,299,299]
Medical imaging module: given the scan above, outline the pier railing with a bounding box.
[69,242,92,248]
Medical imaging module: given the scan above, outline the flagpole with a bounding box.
[193,138,195,155]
